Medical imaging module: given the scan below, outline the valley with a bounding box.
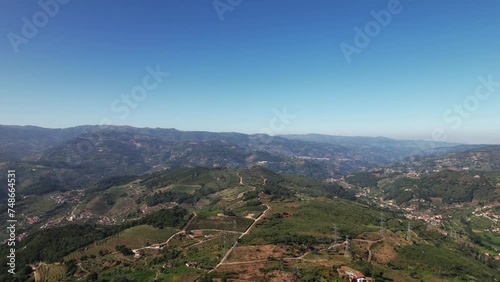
[0,126,499,281]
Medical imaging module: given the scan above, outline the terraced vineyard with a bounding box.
[38,264,65,282]
[64,225,178,261]
[186,216,254,233]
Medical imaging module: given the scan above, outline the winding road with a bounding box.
[208,173,271,273]
[133,212,197,253]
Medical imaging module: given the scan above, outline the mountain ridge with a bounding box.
[0,124,490,196]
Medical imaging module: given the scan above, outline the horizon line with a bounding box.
[1,123,498,146]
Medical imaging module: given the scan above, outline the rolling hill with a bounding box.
[1,166,498,282]
[0,125,485,197]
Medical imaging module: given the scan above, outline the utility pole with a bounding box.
[407,221,411,242]
[223,227,227,259]
[233,219,238,243]
[294,265,301,279]
[332,224,338,252]
[450,228,457,242]
[344,235,350,258]
[380,212,385,238]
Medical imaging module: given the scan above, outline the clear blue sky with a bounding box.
[1,0,499,144]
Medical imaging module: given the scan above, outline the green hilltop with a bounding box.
[1,166,498,281]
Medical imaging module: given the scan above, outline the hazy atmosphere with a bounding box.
[1,0,499,143]
[2,2,500,281]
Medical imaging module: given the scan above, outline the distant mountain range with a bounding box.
[0,125,489,194]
